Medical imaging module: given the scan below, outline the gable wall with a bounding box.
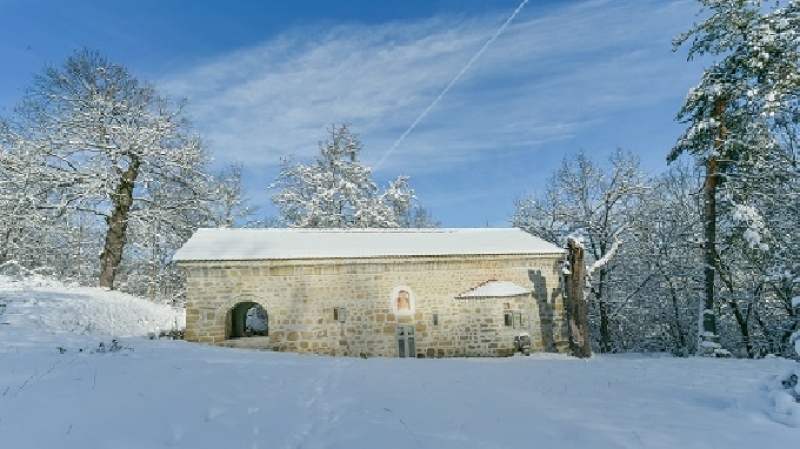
[180,254,568,357]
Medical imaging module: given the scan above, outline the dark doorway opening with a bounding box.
[227,302,269,339]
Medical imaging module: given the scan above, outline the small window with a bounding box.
[504,311,524,328]
[432,313,439,326]
[333,307,346,323]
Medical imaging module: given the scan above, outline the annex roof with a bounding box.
[173,228,563,262]
[455,280,532,299]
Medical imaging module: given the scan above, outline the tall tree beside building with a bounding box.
[671,0,800,354]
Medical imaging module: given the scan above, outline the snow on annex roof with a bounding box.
[173,228,563,262]
[456,280,532,299]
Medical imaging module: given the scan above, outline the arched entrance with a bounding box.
[226,301,269,339]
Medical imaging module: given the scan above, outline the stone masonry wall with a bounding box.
[181,254,568,357]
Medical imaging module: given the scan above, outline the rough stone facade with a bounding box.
[180,253,569,357]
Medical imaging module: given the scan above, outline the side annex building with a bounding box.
[174,228,569,358]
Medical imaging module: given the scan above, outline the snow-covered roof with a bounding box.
[173,228,563,262]
[456,280,532,299]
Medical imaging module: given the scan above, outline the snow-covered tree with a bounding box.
[398,204,441,229]
[209,163,259,228]
[0,119,68,274]
[271,124,435,228]
[2,49,218,290]
[612,162,704,355]
[672,0,800,354]
[513,150,648,353]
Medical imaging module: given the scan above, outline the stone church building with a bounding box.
[174,228,569,358]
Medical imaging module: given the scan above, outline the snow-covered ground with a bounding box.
[1,276,798,448]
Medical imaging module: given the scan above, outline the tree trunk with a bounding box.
[700,98,725,353]
[667,279,687,354]
[599,299,611,353]
[597,269,612,353]
[729,299,753,357]
[566,238,592,358]
[99,156,140,289]
[0,227,13,263]
[702,157,717,337]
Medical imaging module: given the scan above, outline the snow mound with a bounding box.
[763,330,800,427]
[763,365,800,427]
[0,275,184,338]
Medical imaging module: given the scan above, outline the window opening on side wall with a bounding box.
[333,307,346,323]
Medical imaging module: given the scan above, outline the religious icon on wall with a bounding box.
[391,286,414,314]
[396,290,410,311]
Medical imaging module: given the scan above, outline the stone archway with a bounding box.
[226,301,269,339]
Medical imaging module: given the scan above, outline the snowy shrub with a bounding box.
[764,331,800,427]
[764,365,800,427]
[794,328,800,359]
[54,339,133,355]
[93,339,131,354]
[158,329,186,340]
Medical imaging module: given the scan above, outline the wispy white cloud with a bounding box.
[160,0,699,177]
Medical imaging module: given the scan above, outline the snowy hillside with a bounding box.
[0,277,798,448]
[0,275,184,338]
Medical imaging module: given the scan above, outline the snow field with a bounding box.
[0,276,798,448]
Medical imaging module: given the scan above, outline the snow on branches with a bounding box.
[1,49,222,290]
[672,0,800,163]
[270,124,432,229]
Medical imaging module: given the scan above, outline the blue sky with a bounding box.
[0,0,705,227]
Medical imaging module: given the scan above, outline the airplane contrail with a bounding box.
[373,0,530,171]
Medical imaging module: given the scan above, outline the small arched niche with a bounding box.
[226,301,269,339]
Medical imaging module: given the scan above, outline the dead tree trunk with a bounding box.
[566,237,592,358]
[99,155,140,289]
